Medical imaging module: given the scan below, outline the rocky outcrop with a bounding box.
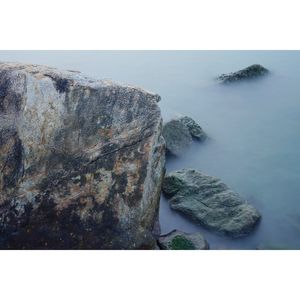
[158,229,209,250]
[162,169,261,237]
[0,62,165,249]
[162,116,206,156]
[217,64,269,83]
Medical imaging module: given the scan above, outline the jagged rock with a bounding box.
[0,62,165,249]
[162,116,206,156]
[162,169,261,237]
[162,119,192,156]
[178,116,207,141]
[217,64,269,83]
[158,229,209,250]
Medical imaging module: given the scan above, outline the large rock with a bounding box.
[162,169,261,237]
[217,64,269,83]
[0,62,165,249]
[158,229,209,250]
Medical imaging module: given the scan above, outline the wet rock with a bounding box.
[178,116,207,141]
[158,229,209,250]
[0,62,165,249]
[217,64,269,83]
[162,169,261,237]
[162,116,206,156]
[162,119,192,156]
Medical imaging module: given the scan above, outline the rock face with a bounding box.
[0,62,165,249]
[162,169,261,237]
[162,119,192,156]
[162,116,206,156]
[178,116,207,141]
[158,229,209,250]
[217,64,269,83]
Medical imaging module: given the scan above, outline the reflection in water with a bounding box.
[1,51,300,249]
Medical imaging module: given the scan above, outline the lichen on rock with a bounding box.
[0,62,165,249]
[162,169,261,237]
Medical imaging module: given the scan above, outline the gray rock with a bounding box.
[178,116,207,141]
[0,62,165,249]
[158,229,209,250]
[162,169,261,237]
[162,119,192,156]
[217,64,269,83]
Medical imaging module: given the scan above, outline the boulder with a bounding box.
[217,64,269,83]
[162,169,261,237]
[178,116,207,141]
[158,229,209,250]
[162,119,192,156]
[0,62,165,249]
[162,116,206,156]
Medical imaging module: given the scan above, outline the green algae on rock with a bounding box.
[158,229,209,250]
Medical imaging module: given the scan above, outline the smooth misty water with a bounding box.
[1,51,300,249]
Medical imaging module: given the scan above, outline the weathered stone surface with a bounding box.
[0,62,165,249]
[178,116,207,141]
[217,64,269,83]
[162,169,261,237]
[158,229,209,250]
[162,119,192,156]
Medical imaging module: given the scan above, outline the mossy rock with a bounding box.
[158,229,209,250]
[168,235,196,250]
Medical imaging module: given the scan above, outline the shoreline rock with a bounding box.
[158,229,209,250]
[162,119,192,156]
[162,169,261,237]
[178,116,207,141]
[0,62,165,249]
[217,64,269,83]
[162,116,206,156]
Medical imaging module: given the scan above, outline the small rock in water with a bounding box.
[162,119,192,156]
[217,64,269,83]
[162,116,206,156]
[158,229,209,250]
[178,116,207,141]
[162,169,261,237]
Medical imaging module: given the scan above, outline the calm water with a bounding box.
[1,51,300,249]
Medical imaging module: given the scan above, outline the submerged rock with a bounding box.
[162,169,261,237]
[162,119,192,156]
[0,62,165,249]
[178,116,207,141]
[162,116,206,156]
[217,64,269,83]
[158,229,209,250]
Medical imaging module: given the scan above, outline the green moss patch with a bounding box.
[168,235,196,250]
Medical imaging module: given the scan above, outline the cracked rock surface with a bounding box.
[0,62,165,249]
[162,169,261,237]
